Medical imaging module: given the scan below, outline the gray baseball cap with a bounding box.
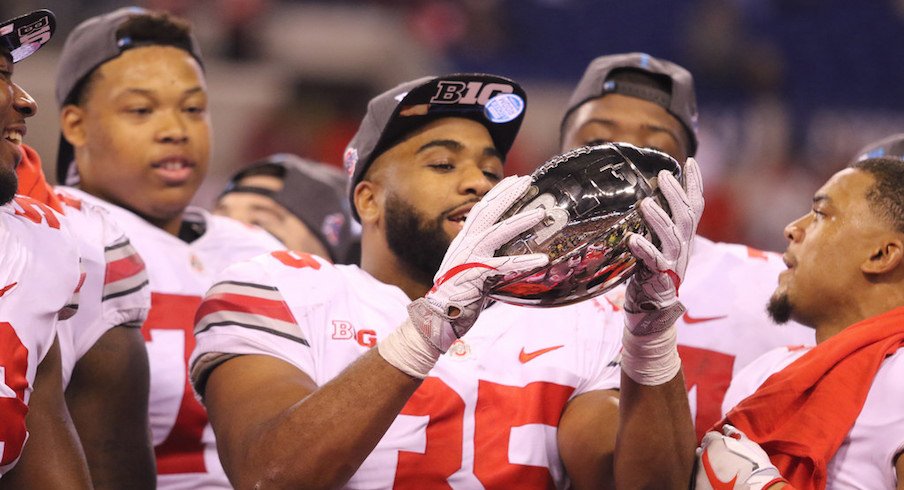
[562,53,699,156]
[0,9,56,63]
[221,154,361,264]
[854,133,904,162]
[55,6,203,184]
[343,73,527,221]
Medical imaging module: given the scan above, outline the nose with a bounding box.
[156,109,189,144]
[459,163,495,197]
[12,83,37,118]
[784,215,808,243]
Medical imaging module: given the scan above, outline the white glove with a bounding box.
[624,157,704,336]
[408,175,549,352]
[694,425,787,490]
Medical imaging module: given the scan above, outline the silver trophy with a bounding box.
[488,142,681,307]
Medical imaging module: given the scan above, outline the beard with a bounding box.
[384,192,454,286]
[0,166,18,206]
[767,291,793,324]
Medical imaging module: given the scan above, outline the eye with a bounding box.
[428,161,454,171]
[184,104,207,115]
[483,169,502,182]
[585,138,608,146]
[127,107,152,116]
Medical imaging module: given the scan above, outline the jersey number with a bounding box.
[142,293,207,474]
[0,322,30,467]
[678,345,735,441]
[393,377,574,489]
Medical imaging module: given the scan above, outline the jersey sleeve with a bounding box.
[190,251,334,399]
[100,210,151,329]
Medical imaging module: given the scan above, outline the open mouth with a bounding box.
[151,157,196,184]
[2,129,24,146]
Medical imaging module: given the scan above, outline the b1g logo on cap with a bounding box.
[17,14,51,46]
[430,81,515,106]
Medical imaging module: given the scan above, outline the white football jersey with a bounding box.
[0,196,81,477]
[60,187,282,490]
[724,345,904,489]
[53,190,150,386]
[670,236,815,437]
[191,251,622,489]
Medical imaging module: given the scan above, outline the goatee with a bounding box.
[767,292,793,324]
[0,166,18,206]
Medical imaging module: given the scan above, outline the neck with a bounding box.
[360,234,431,300]
[811,283,904,344]
[74,183,185,237]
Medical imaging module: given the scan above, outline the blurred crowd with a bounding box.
[5,0,904,252]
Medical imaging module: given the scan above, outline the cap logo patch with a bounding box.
[430,80,514,106]
[484,93,524,123]
[321,212,345,247]
[343,148,358,177]
[17,15,51,46]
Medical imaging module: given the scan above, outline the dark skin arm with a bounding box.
[615,371,696,489]
[557,389,620,489]
[0,337,92,489]
[66,326,155,490]
[896,451,904,490]
[204,349,421,490]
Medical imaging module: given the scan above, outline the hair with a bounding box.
[849,157,904,233]
[63,12,196,107]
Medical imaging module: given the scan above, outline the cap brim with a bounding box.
[0,9,56,63]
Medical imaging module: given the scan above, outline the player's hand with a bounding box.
[624,157,704,336]
[694,424,788,490]
[408,175,549,352]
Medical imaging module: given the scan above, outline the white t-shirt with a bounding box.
[61,187,282,490]
[53,189,150,386]
[191,251,623,489]
[724,345,904,489]
[0,196,81,477]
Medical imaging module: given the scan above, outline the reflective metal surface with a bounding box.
[488,142,681,307]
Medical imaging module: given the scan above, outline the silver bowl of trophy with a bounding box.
[487,142,681,307]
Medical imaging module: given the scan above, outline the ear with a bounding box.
[60,105,87,149]
[862,237,904,275]
[354,180,382,226]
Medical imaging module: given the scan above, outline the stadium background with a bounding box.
[5,0,904,252]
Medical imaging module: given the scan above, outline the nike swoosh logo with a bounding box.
[519,345,564,364]
[683,312,728,324]
[0,282,18,297]
[702,449,738,489]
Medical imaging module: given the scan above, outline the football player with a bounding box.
[16,142,154,490]
[0,9,91,487]
[560,53,815,438]
[697,156,904,489]
[215,153,360,264]
[54,7,282,489]
[191,74,700,488]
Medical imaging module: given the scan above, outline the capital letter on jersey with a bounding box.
[356,329,377,348]
[0,322,30,467]
[430,81,466,104]
[332,320,355,340]
[678,345,735,441]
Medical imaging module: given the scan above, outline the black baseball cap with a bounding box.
[54,6,203,184]
[0,9,56,63]
[562,53,699,156]
[343,73,527,221]
[221,154,361,264]
[854,133,904,162]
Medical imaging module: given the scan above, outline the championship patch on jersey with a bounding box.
[103,236,149,302]
[195,280,308,345]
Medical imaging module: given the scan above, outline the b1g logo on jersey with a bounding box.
[430,81,514,106]
[331,320,377,348]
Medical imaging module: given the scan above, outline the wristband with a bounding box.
[377,316,442,379]
[620,323,681,386]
